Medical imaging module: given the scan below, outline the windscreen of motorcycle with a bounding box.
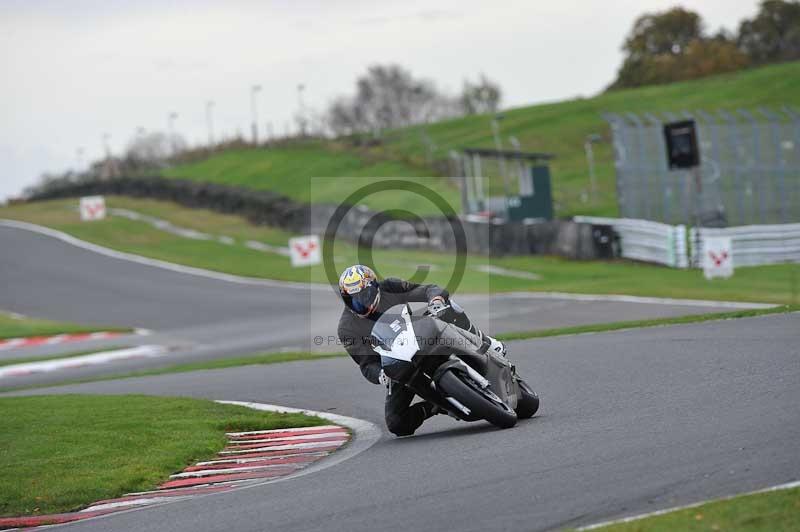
[370,304,420,362]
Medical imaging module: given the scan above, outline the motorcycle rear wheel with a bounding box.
[438,370,517,429]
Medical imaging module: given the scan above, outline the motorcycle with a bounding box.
[371,303,539,429]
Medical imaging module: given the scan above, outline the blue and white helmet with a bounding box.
[338,265,380,317]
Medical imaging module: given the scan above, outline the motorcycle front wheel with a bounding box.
[515,378,540,419]
[438,370,517,429]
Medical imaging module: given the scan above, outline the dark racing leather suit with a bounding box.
[337,277,451,436]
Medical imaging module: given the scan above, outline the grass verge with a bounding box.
[0,394,325,517]
[2,197,798,304]
[0,346,126,368]
[495,305,797,342]
[589,484,800,531]
[0,351,347,393]
[0,312,130,340]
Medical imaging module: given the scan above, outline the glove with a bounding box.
[427,295,448,316]
[378,369,391,386]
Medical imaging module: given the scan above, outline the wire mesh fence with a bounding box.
[604,107,800,227]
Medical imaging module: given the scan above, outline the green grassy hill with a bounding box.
[164,61,800,217]
[162,141,459,215]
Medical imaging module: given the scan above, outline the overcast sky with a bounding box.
[0,0,761,200]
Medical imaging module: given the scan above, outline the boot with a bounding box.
[426,402,458,419]
[421,402,443,418]
[486,335,507,357]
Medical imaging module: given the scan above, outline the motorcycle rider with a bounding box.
[337,264,506,436]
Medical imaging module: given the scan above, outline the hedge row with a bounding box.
[30,176,310,232]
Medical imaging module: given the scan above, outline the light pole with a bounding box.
[296,83,306,137]
[508,136,524,194]
[266,121,274,144]
[206,100,215,148]
[76,147,85,174]
[167,112,179,156]
[102,133,111,158]
[250,84,262,144]
[584,133,602,201]
[102,133,112,179]
[491,114,509,201]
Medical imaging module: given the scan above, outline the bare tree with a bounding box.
[124,131,186,168]
[326,64,462,138]
[460,74,502,115]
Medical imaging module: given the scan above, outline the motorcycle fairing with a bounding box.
[371,304,419,362]
[483,351,519,409]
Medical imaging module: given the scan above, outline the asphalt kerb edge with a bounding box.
[214,400,382,485]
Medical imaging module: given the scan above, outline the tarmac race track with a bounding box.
[6,313,798,532]
[2,223,798,531]
[0,223,754,388]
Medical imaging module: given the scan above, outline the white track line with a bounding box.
[122,485,241,497]
[218,439,346,454]
[43,334,68,345]
[0,219,776,308]
[194,452,330,466]
[226,424,342,437]
[0,219,326,292]
[0,339,25,351]
[110,208,292,257]
[169,463,305,479]
[474,264,542,280]
[0,330,142,353]
[578,479,800,530]
[500,291,774,309]
[230,432,348,445]
[0,345,167,378]
[82,497,193,512]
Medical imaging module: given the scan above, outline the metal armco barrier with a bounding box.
[690,223,800,267]
[578,216,800,268]
[575,216,688,268]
